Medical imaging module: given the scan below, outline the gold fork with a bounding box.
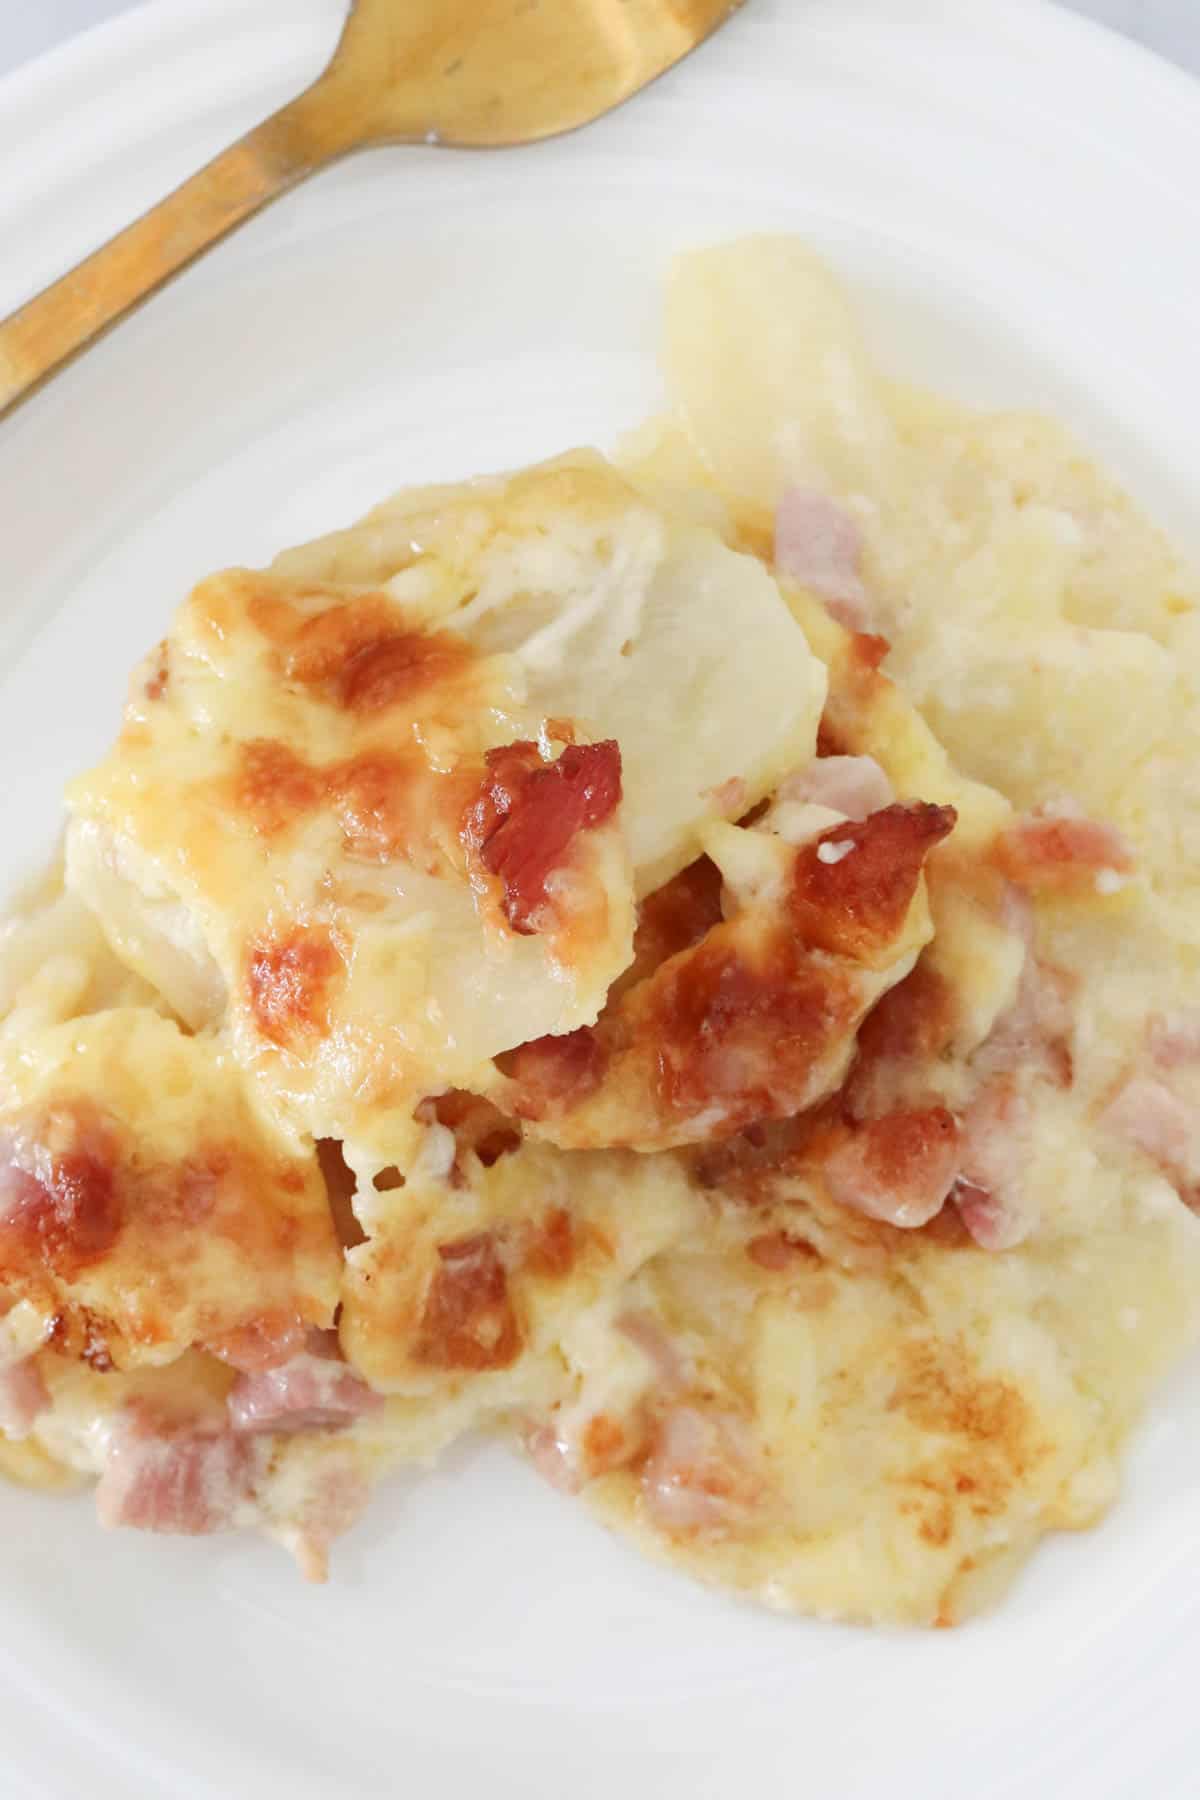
[0,0,742,419]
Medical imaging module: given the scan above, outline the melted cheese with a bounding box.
[1,240,1197,1619]
[536,234,1200,1625]
[67,456,823,1167]
[340,1133,701,1402]
[582,1176,1200,1625]
[275,453,827,896]
[0,1008,339,1371]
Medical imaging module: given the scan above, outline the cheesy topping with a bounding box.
[66,456,824,1169]
[0,1009,339,1370]
[2,240,1197,1627]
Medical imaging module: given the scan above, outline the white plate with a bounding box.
[2,3,1200,1795]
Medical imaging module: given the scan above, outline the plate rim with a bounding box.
[1,4,1200,1797]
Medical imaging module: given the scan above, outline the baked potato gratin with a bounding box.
[1,238,1198,1626]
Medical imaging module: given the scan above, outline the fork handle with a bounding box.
[0,96,340,420]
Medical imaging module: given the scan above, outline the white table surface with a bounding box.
[1,0,1198,80]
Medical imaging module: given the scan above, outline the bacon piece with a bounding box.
[496,1027,607,1120]
[583,1413,636,1470]
[0,1357,48,1438]
[819,1106,960,1229]
[688,1110,911,1272]
[524,1409,642,1495]
[228,1346,383,1435]
[641,1406,759,1533]
[953,1078,1032,1251]
[522,1207,576,1280]
[0,1111,122,1282]
[525,1421,583,1495]
[789,804,956,964]
[848,631,891,672]
[492,804,952,1153]
[465,740,623,935]
[994,812,1134,898]
[776,755,894,822]
[1148,1011,1200,1071]
[96,1412,257,1535]
[630,934,862,1127]
[465,742,543,844]
[413,1232,522,1371]
[774,487,871,632]
[1103,1077,1198,1187]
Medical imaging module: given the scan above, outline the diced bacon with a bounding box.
[641,1406,759,1533]
[774,487,872,632]
[953,1078,1032,1251]
[465,740,622,935]
[1148,1011,1200,1070]
[789,804,957,963]
[496,1027,607,1120]
[228,1348,383,1435]
[525,1421,583,1495]
[0,1356,48,1438]
[1102,1077,1199,1185]
[0,1110,122,1281]
[96,1412,258,1535]
[777,756,894,822]
[525,1408,642,1495]
[820,1106,960,1229]
[994,812,1134,898]
[582,1412,640,1473]
[521,1207,576,1280]
[413,1232,522,1370]
[494,803,953,1154]
[617,1311,687,1393]
[953,1182,1013,1253]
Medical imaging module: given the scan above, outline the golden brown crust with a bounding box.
[487,804,951,1153]
[0,1012,340,1372]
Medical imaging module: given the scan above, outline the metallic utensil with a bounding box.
[0,0,743,419]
